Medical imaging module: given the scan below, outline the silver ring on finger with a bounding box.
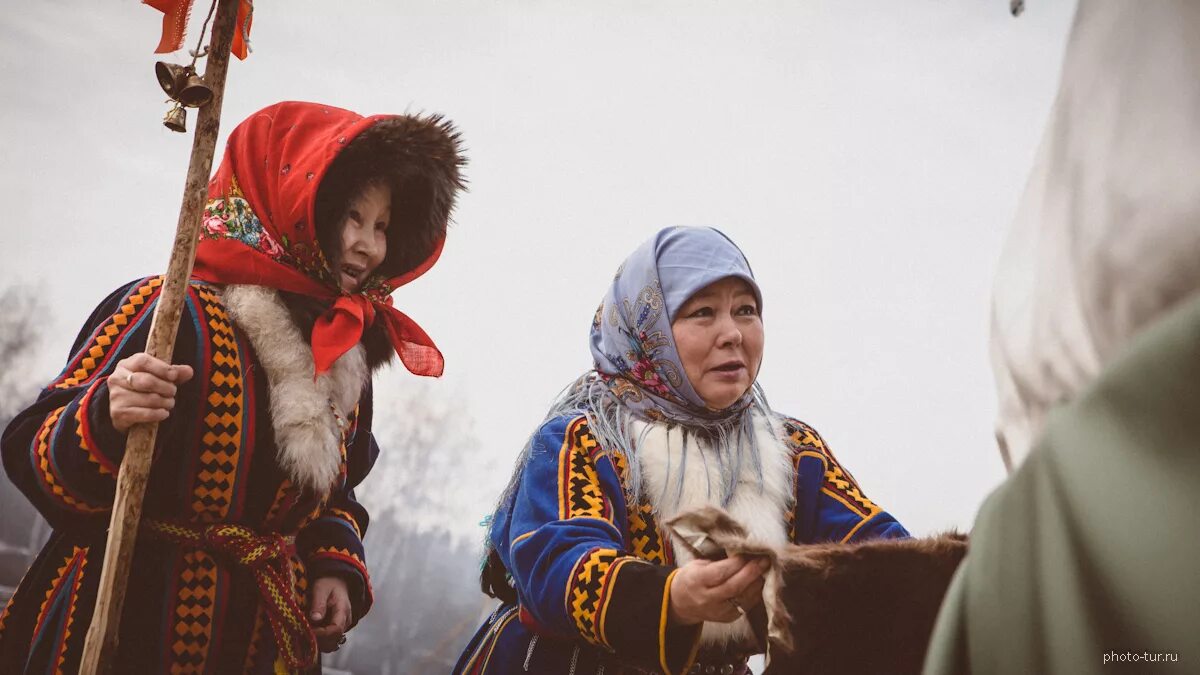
[727,597,744,616]
[125,373,136,391]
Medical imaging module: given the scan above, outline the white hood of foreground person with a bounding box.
[991,0,1200,471]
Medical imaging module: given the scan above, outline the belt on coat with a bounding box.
[142,519,318,669]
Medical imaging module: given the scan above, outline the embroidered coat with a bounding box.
[454,413,908,675]
[0,276,376,674]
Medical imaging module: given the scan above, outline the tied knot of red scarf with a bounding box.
[312,294,444,377]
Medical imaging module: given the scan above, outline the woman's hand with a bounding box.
[108,353,194,433]
[668,555,771,625]
[309,576,353,652]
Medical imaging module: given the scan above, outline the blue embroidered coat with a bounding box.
[0,277,376,674]
[454,414,908,675]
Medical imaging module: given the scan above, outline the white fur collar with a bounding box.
[221,285,368,494]
[633,412,794,647]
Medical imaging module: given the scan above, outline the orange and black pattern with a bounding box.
[610,448,672,565]
[557,417,611,522]
[781,417,902,544]
[29,547,88,675]
[0,278,380,675]
[165,284,248,673]
[189,285,247,523]
[18,280,173,522]
[146,520,317,670]
[567,547,620,647]
[52,277,163,390]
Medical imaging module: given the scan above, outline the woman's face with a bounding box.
[671,276,764,410]
[332,182,390,292]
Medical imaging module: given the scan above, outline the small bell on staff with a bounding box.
[163,102,187,133]
[154,61,214,108]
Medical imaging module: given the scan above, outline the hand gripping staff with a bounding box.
[80,1,247,671]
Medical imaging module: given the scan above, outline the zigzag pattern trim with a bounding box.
[558,418,610,522]
[567,547,619,648]
[310,546,366,571]
[31,406,107,514]
[262,480,298,532]
[290,556,308,603]
[609,448,672,565]
[53,277,163,390]
[783,419,880,520]
[75,381,116,476]
[30,546,88,675]
[147,519,316,671]
[166,286,244,674]
[0,586,13,638]
[325,507,362,539]
[192,285,245,522]
[169,550,219,674]
[310,546,373,605]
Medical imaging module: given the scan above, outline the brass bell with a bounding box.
[154,61,213,108]
[163,102,187,133]
[155,61,187,98]
[175,70,213,107]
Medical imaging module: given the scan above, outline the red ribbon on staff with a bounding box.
[144,0,255,59]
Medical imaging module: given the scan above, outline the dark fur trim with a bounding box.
[315,114,468,279]
[763,533,968,675]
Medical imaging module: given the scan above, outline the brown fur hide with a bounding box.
[666,507,967,675]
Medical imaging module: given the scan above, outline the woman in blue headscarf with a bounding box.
[455,227,907,675]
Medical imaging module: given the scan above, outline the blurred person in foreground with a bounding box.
[923,2,1200,673]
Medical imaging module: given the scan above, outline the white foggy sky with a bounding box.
[0,1,1076,538]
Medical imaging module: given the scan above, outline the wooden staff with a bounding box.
[80,1,240,671]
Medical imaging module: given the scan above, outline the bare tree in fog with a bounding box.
[0,287,42,421]
[0,286,52,600]
[326,379,496,674]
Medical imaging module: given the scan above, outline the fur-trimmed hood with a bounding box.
[321,112,467,276]
[195,102,467,376]
[199,101,468,294]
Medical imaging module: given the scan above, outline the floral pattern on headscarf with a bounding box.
[202,177,290,264]
[589,226,763,425]
[604,282,684,401]
[200,176,394,302]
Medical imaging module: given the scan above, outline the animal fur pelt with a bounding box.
[666,507,968,675]
[222,284,369,494]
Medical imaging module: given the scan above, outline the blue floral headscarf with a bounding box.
[589,226,765,423]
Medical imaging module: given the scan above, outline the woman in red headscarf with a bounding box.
[0,101,465,674]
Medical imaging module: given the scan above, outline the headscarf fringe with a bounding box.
[491,373,774,538]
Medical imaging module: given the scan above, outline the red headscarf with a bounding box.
[193,101,461,376]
